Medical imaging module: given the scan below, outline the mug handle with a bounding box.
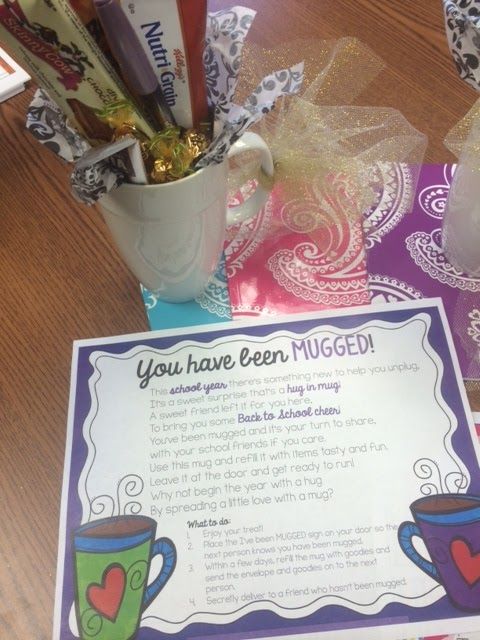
[226,131,274,227]
[398,521,439,581]
[142,537,177,611]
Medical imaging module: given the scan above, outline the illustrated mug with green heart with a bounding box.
[73,515,176,640]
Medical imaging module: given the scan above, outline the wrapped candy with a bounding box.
[148,126,208,182]
[90,101,209,183]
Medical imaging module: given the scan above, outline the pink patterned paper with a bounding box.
[225,178,370,318]
[223,171,480,640]
[226,163,480,379]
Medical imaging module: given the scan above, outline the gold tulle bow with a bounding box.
[230,38,427,230]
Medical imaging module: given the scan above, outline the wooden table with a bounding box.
[0,1,478,637]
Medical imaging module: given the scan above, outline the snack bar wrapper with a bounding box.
[0,0,155,143]
[120,0,209,129]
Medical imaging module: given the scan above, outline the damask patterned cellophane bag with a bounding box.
[440,0,480,392]
[442,1,480,280]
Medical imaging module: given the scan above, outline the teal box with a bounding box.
[141,254,231,330]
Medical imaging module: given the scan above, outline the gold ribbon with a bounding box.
[230,38,427,231]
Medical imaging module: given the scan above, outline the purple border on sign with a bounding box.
[59,304,478,639]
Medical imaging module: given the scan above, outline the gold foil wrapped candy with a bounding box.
[96,100,151,146]
[150,158,172,184]
[149,144,191,183]
[95,101,210,183]
[184,129,209,158]
[148,126,182,159]
[95,100,137,131]
[147,127,209,183]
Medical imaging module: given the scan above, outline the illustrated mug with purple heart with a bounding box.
[398,493,480,611]
[73,515,176,640]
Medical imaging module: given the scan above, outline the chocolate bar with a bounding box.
[0,0,156,143]
[67,98,115,141]
[120,0,209,130]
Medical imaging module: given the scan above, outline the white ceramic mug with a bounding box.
[99,132,274,302]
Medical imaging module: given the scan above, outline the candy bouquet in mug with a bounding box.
[0,1,303,300]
